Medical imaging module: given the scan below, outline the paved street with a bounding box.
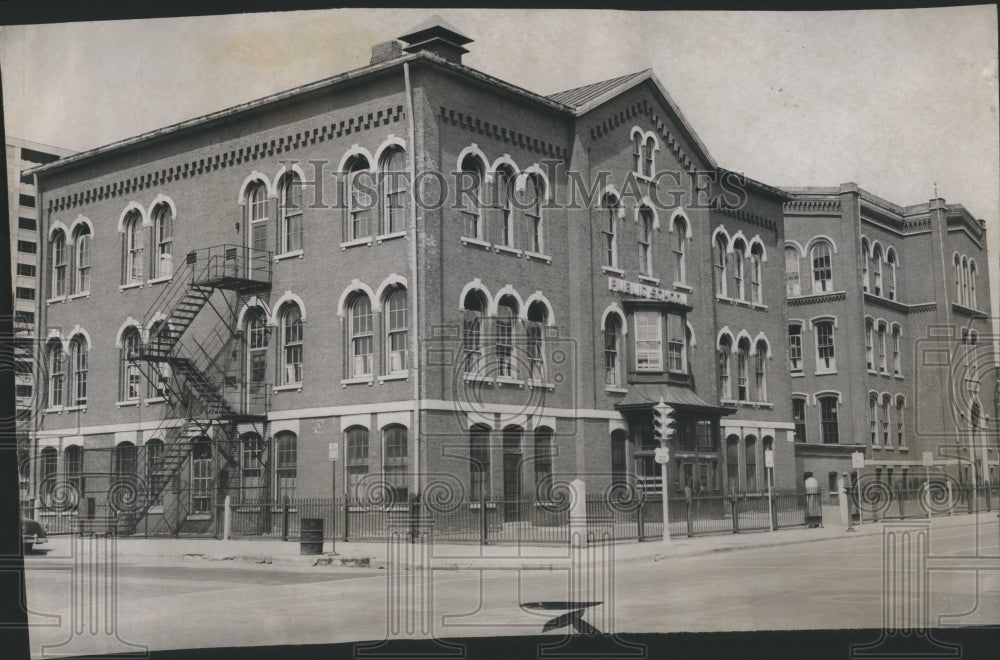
[22,515,1000,658]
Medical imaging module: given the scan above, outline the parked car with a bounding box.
[21,517,47,552]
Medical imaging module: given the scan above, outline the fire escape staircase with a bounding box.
[122,245,272,534]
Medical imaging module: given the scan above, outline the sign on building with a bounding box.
[851,452,865,469]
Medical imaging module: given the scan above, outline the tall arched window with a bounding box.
[495,296,518,378]
[51,229,67,297]
[754,340,768,402]
[380,148,408,235]
[247,181,270,267]
[462,290,487,373]
[123,211,144,285]
[523,174,544,254]
[736,338,750,401]
[469,424,491,500]
[885,249,897,300]
[64,445,83,504]
[643,136,655,178]
[892,325,901,375]
[152,204,173,279]
[726,435,740,491]
[279,303,303,385]
[819,395,840,444]
[785,246,800,296]
[871,246,883,296]
[534,427,553,496]
[861,239,870,292]
[190,437,212,512]
[245,307,269,403]
[47,340,65,408]
[383,425,409,500]
[239,432,265,501]
[70,336,88,406]
[638,207,654,277]
[881,395,891,447]
[749,243,764,304]
[120,327,142,402]
[113,441,137,490]
[811,241,832,293]
[745,436,758,492]
[345,155,373,242]
[73,225,91,294]
[602,194,619,268]
[495,166,515,248]
[345,426,369,497]
[275,431,297,501]
[526,301,547,382]
[814,319,836,372]
[732,239,746,301]
[718,335,732,400]
[631,132,643,174]
[604,313,622,387]
[877,322,887,373]
[145,438,164,482]
[896,397,905,447]
[869,393,879,445]
[384,288,408,375]
[961,257,970,306]
[611,429,628,484]
[969,262,977,309]
[460,155,485,240]
[954,254,963,305]
[865,319,875,370]
[39,447,58,507]
[348,294,373,378]
[714,234,729,297]
[788,323,803,373]
[671,216,687,285]
[279,173,303,254]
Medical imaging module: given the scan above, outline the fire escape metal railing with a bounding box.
[121,244,272,535]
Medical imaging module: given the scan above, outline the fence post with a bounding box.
[223,495,231,540]
[685,498,693,538]
[479,488,488,546]
[636,497,645,542]
[770,492,778,531]
[281,500,289,542]
[731,492,740,534]
[409,494,420,543]
[343,497,350,542]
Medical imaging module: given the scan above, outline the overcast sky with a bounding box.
[3,7,998,312]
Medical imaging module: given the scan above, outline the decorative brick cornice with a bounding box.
[48,105,406,212]
[907,302,938,314]
[438,106,567,160]
[864,293,937,315]
[783,199,841,214]
[951,302,986,319]
[711,199,778,237]
[787,291,848,306]
[588,98,696,172]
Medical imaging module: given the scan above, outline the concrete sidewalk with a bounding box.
[38,506,996,570]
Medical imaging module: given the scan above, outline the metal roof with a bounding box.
[547,70,651,108]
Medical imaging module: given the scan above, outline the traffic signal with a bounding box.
[651,399,676,442]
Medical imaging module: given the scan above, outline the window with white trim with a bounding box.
[638,207,654,277]
[384,288,408,374]
[604,314,622,387]
[788,324,803,373]
[275,431,297,501]
[666,313,685,373]
[495,297,517,378]
[73,225,91,294]
[643,136,655,177]
[345,426,369,497]
[954,255,963,305]
[348,294,373,378]
[869,393,879,445]
[892,326,901,375]
[871,246,883,296]
[896,397,905,446]
[672,216,687,284]
[495,166,515,248]
[469,424,491,500]
[969,262,977,309]
[814,320,836,372]
[736,338,750,401]
[47,340,65,408]
[70,337,87,406]
[52,230,67,297]
[279,173,303,254]
[749,243,763,304]
[715,234,728,297]
[819,395,839,444]
[718,335,732,399]
[877,323,887,373]
[524,174,543,254]
[785,246,800,296]
[861,240,870,292]
[346,157,373,242]
[123,212,144,285]
[383,425,409,500]
[732,240,746,301]
[280,303,303,385]
[634,310,662,371]
[881,396,891,446]
[754,340,768,402]
[886,250,897,300]
[461,155,485,241]
[865,320,875,371]
[602,195,618,268]
[462,291,487,374]
[152,204,174,278]
[810,241,832,293]
[247,181,269,264]
[380,148,408,235]
[120,327,142,401]
[526,301,547,381]
[792,397,807,443]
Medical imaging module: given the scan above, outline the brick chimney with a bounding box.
[370,40,404,65]
[398,15,472,64]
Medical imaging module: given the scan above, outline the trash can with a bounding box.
[300,518,324,555]
[804,477,822,528]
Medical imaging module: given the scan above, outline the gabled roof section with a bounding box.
[550,69,717,170]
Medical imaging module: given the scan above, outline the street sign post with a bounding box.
[764,450,775,532]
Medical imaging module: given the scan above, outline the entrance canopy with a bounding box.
[614,383,735,416]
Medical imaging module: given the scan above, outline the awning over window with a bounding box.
[614,383,736,416]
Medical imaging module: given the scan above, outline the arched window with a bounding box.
[38,447,58,506]
[954,254,963,305]
[247,180,270,264]
[877,322,887,373]
[113,441,137,483]
[732,239,746,301]
[969,262,977,309]
[244,307,269,403]
[602,194,619,268]
[70,336,88,406]
[345,155,373,242]
[749,243,764,304]
[745,436,758,492]
[47,340,65,408]
[871,246,883,296]
[495,166,516,248]
[892,325,901,375]
[792,397,807,443]
[726,435,740,492]
[120,327,142,402]
[961,257,970,307]
[239,432,265,501]
[347,293,373,379]
[145,438,164,481]
[861,240,870,292]
[469,424,491,500]
[810,241,832,293]
[275,431,297,501]
[631,132,643,174]
[279,173,303,254]
[865,319,875,371]
[190,437,212,512]
[123,211,144,285]
[638,207,654,277]
[896,397,905,447]
[380,148,408,235]
[523,174,544,254]
[611,429,628,484]
[460,155,485,240]
[671,216,687,285]
[736,338,751,401]
[885,249,897,300]
[819,395,839,444]
[881,395,892,447]
[495,296,518,378]
[534,427,553,496]
[754,340,768,402]
[814,319,836,372]
[51,229,67,297]
[384,288,408,375]
[73,225,91,294]
[784,246,800,296]
[383,425,408,500]
[714,234,728,297]
[462,290,487,373]
[526,301,547,382]
[279,303,303,385]
[345,426,369,497]
[64,445,83,504]
[643,136,655,178]
[604,313,623,387]
[718,335,732,400]
[152,204,173,279]
[787,323,803,373]
[869,393,879,445]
